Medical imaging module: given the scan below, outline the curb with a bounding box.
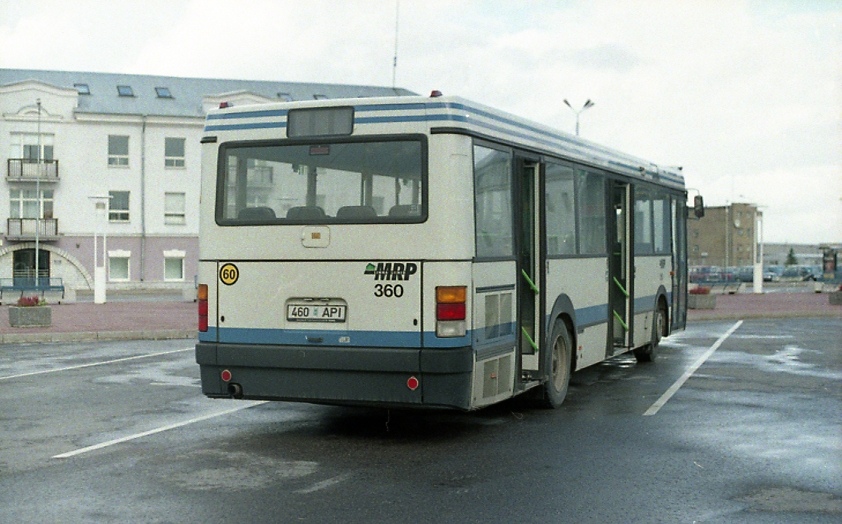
[688,310,842,322]
[0,329,196,345]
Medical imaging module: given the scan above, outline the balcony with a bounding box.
[7,159,60,182]
[6,218,59,241]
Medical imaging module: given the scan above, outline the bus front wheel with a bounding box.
[541,320,572,408]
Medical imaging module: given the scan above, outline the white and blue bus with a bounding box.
[195,93,696,410]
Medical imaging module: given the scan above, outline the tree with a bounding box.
[785,248,798,266]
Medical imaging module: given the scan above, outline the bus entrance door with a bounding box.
[609,181,632,351]
[517,159,542,375]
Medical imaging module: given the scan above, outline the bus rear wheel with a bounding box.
[541,320,572,408]
[634,303,666,363]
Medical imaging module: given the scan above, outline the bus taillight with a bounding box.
[436,286,466,337]
[198,284,208,332]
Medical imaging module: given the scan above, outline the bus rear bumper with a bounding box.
[195,342,474,410]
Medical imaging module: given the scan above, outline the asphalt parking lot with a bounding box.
[0,315,839,523]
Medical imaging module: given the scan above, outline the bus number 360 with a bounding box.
[374,284,404,298]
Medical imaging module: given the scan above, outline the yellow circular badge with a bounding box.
[219,263,239,285]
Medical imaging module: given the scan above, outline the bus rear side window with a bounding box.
[473,146,513,258]
[216,138,425,224]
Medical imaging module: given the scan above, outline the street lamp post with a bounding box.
[35,99,42,290]
[563,98,595,136]
[89,196,111,304]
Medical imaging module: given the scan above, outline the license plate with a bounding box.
[286,304,347,323]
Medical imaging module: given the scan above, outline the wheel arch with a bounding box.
[547,293,578,371]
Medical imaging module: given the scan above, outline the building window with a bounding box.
[74,83,90,95]
[164,137,186,168]
[11,133,54,161]
[108,191,130,222]
[155,87,172,98]
[117,85,134,97]
[108,251,131,281]
[108,135,129,167]
[10,189,54,218]
[164,192,186,224]
[164,250,186,281]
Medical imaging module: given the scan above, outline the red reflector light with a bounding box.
[406,376,419,391]
[437,302,466,321]
[198,283,209,332]
[221,369,232,382]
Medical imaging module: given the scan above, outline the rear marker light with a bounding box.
[407,376,419,391]
[221,369,232,382]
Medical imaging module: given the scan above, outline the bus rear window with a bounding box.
[216,138,426,224]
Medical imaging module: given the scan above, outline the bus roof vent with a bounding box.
[430,90,443,98]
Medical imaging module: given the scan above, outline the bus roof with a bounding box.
[204,94,686,190]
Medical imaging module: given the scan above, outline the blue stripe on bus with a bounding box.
[207,108,289,120]
[575,303,610,328]
[204,326,470,349]
[204,121,287,132]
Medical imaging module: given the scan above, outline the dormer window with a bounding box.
[74,83,90,95]
[155,87,172,98]
[117,85,134,97]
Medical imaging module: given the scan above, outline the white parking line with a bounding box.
[0,348,193,381]
[53,401,268,459]
[644,320,742,416]
[295,473,353,494]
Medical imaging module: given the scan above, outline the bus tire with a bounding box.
[541,319,572,408]
[634,303,666,363]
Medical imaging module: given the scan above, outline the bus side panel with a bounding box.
[471,260,517,408]
[545,257,610,370]
[631,255,671,348]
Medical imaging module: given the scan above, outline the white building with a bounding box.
[0,69,413,296]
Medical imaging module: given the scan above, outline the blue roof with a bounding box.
[0,69,416,118]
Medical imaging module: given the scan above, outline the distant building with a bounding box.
[688,202,838,272]
[688,203,762,267]
[687,204,763,267]
[0,69,413,294]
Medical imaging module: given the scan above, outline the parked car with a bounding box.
[763,266,782,282]
[780,266,815,282]
[736,266,755,282]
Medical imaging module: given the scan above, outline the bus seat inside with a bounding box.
[388,204,419,217]
[286,206,327,220]
[238,206,276,220]
[336,205,377,219]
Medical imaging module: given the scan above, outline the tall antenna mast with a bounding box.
[392,0,400,88]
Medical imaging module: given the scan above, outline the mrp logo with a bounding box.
[364,262,418,281]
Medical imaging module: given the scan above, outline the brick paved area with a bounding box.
[687,291,842,321]
[0,292,838,344]
[0,301,195,343]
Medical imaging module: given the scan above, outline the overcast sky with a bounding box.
[2,0,840,245]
